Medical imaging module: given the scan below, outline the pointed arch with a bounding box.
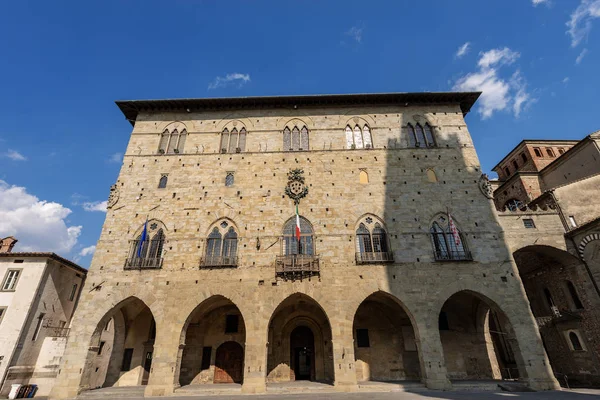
[429,213,471,261]
[407,123,417,147]
[423,123,436,147]
[426,168,437,183]
[363,125,372,148]
[203,219,239,267]
[127,220,166,269]
[355,215,392,263]
[158,122,188,154]
[345,125,354,149]
[359,170,369,184]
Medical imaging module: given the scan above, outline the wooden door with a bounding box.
[214,341,244,383]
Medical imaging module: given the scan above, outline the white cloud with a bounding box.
[345,26,363,43]
[4,150,27,161]
[567,0,600,47]
[0,180,82,254]
[453,47,532,119]
[82,200,107,212]
[79,245,96,257]
[563,76,570,83]
[532,0,549,6]
[576,48,589,64]
[208,73,251,90]
[455,42,471,58]
[108,152,122,163]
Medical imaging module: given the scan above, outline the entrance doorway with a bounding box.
[290,326,315,381]
[214,341,244,383]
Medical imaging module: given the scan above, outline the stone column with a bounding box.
[143,322,181,397]
[242,320,267,394]
[414,321,452,390]
[330,316,358,392]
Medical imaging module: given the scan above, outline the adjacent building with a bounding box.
[0,238,87,397]
[50,92,559,399]
[492,132,600,386]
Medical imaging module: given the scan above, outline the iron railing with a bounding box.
[355,251,394,264]
[433,250,473,261]
[276,254,319,281]
[124,257,163,270]
[200,256,238,268]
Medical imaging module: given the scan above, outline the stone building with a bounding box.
[49,92,559,399]
[0,238,87,397]
[491,132,600,386]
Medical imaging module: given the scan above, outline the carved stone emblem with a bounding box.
[478,174,494,199]
[107,184,120,209]
[285,169,309,205]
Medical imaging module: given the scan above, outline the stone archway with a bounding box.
[439,290,527,382]
[80,297,156,390]
[267,293,333,383]
[352,291,421,382]
[178,295,246,386]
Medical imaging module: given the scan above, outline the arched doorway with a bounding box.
[267,293,333,383]
[80,297,156,390]
[353,292,421,382]
[513,245,599,387]
[214,342,244,383]
[178,296,245,386]
[290,326,315,381]
[439,291,526,382]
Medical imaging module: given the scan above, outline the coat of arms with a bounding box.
[285,169,309,205]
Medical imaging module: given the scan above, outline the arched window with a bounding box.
[512,160,519,171]
[355,217,392,263]
[415,124,426,147]
[284,125,309,151]
[569,332,583,351]
[346,124,372,149]
[566,281,584,310]
[423,123,436,147]
[430,214,471,261]
[282,216,314,255]
[225,172,234,187]
[521,153,528,162]
[407,124,417,147]
[158,175,168,189]
[158,128,186,154]
[504,167,511,177]
[220,127,247,153]
[203,221,238,267]
[127,223,165,269]
[504,198,524,211]
[359,170,369,184]
[426,169,437,183]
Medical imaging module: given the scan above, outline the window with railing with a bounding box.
[201,221,238,268]
[430,216,472,261]
[277,216,318,280]
[125,225,165,269]
[355,217,393,264]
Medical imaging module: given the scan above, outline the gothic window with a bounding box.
[284,125,309,151]
[355,217,392,263]
[158,175,168,189]
[346,124,373,149]
[407,124,417,147]
[430,215,471,261]
[568,331,584,351]
[426,169,437,183]
[203,221,238,267]
[225,173,234,187]
[282,216,314,255]
[220,127,247,153]
[359,170,369,184]
[423,123,436,147]
[158,128,186,154]
[128,224,165,269]
[504,198,524,211]
[566,281,584,310]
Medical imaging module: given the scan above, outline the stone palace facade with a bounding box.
[49,92,559,399]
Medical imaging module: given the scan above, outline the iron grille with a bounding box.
[355,251,394,264]
[200,256,238,268]
[124,257,163,269]
[433,250,473,261]
[275,255,319,281]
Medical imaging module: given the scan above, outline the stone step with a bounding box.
[451,381,503,391]
[174,384,242,396]
[358,381,427,392]
[77,386,145,399]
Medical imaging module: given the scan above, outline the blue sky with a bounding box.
[0,0,598,266]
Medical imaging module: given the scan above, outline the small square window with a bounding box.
[356,329,370,347]
[569,216,577,227]
[0,307,7,325]
[546,148,555,157]
[523,219,536,229]
[225,315,239,333]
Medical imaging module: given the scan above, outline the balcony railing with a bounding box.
[124,257,163,270]
[44,325,70,338]
[200,256,238,268]
[276,254,320,281]
[433,250,473,261]
[355,251,394,264]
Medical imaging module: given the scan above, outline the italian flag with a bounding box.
[295,205,301,242]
